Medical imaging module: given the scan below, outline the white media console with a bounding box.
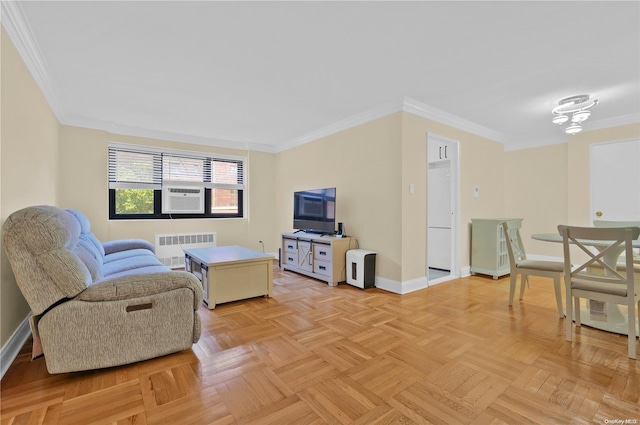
[281,232,353,286]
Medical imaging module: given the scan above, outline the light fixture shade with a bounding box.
[552,114,569,125]
[571,110,591,122]
[565,123,582,135]
[552,95,598,114]
[552,94,597,135]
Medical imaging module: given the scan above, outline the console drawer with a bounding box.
[282,238,297,265]
[313,259,332,276]
[314,244,332,261]
[283,238,297,254]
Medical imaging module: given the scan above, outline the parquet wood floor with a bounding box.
[2,262,639,424]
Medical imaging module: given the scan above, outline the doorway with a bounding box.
[427,134,460,285]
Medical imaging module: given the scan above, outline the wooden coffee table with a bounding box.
[184,245,273,309]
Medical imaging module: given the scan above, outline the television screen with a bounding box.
[293,188,336,234]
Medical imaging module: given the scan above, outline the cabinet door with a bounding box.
[297,241,313,272]
[428,227,451,270]
[428,141,451,162]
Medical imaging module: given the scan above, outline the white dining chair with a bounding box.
[558,225,640,359]
[594,220,640,276]
[502,221,564,318]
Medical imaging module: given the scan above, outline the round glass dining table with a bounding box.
[532,232,639,335]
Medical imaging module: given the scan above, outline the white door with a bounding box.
[427,134,459,283]
[428,161,451,228]
[591,139,640,221]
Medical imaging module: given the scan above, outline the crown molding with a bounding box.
[1,1,66,120]
[588,112,640,132]
[65,114,276,153]
[503,113,640,152]
[273,99,405,153]
[273,96,510,153]
[401,97,509,144]
[503,136,566,152]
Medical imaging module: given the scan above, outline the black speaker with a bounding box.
[337,222,343,236]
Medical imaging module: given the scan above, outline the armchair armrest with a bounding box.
[76,271,203,309]
[102,239,155,255]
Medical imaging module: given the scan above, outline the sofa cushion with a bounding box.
[103,239,154,255]
[78,236,103,264]
[66,209,105,259]
[103,248,159,264]
[74,244,104,282]
[102,265,173,281]
[102,255,167,277]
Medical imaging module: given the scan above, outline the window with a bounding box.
[108,143,245,219]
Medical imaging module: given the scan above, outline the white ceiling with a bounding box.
[3,1,639,152]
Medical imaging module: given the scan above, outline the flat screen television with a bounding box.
[293,187,336,234]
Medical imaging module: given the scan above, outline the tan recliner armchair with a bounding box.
[2,205,203,374]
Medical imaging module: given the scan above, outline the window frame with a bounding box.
[108,143,246,220]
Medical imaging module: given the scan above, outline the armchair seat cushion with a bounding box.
[103,248,160,263]
[103,266,173,281]
[102,254,166,276]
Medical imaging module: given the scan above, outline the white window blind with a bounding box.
[109,144,245,191]
[108,147,162,190]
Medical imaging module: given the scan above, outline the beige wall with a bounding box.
[1,27,60,346]
[401,113,505,282]
[58,125,277,253]
[503,124,640,260]
[504,143,569,258]
[275,113,403,281]
[274,112,506,288]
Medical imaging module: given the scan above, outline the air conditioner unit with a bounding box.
[162,186,204,214]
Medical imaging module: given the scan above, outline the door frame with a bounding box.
[426,133,460,285]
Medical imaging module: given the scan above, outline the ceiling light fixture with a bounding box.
[571,109,591,122]
[551,94,598,135]
[565,123,582,135]
[552,114,569,125]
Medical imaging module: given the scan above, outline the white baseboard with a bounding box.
[460,266,471,277]
[374,276,429,294]
[374,267,480,294]
[1,313,31,379]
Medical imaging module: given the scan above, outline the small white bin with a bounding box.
[346,249,376,289]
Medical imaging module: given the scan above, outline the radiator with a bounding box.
[154,232,216,269]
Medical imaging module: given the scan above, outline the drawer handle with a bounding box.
[319,265,326,271]
[287,244,294,249]
[288,257,294,262]
[319,251,327,256]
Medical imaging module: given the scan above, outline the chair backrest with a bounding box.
[2,205,91,315]
[593,220,640,230]
[557,225,639,291]
[502,221,527,268]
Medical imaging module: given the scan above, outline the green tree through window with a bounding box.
[114,189,154,214]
